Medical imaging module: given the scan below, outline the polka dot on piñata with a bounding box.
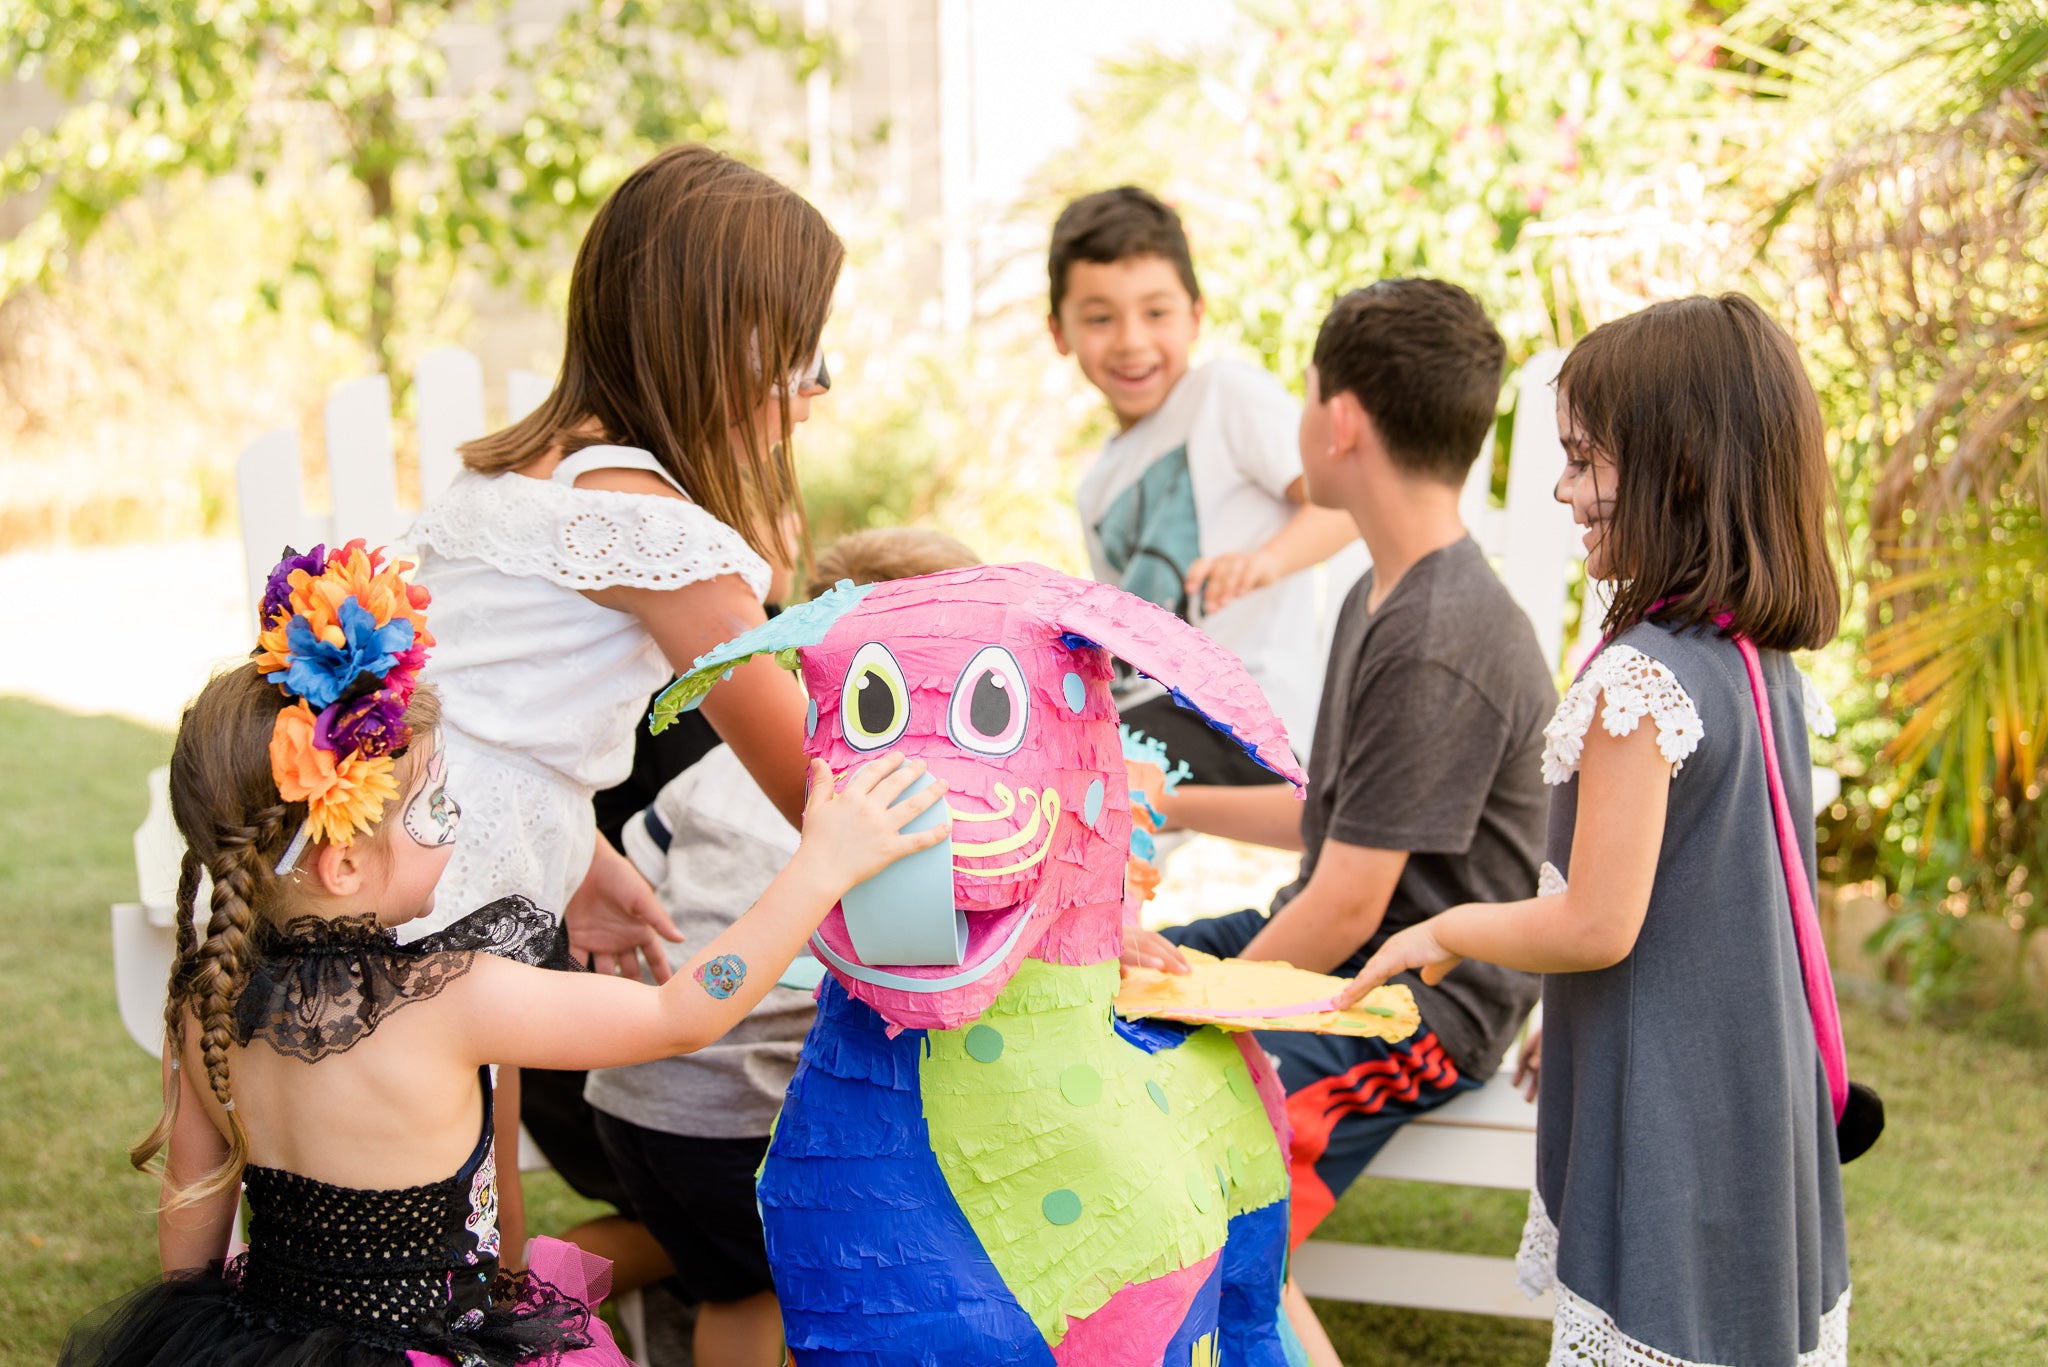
[1059,1064,1102,1106]
[1042,1188,1083,1225]
[964,1025,1004,1063]
[1146,1079,1170,1113]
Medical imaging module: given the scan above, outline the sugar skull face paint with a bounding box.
[403,745,461,849]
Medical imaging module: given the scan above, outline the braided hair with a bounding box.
[131,661,440,1204]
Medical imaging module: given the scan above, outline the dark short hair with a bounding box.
[1561,293,1841,652]
[1048,187,1201,317]
[1311,278,1506,485]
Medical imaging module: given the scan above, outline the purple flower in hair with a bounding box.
[261,545,329,625]
[315,688,412,758]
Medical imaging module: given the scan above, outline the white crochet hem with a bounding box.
[411,470,771,598]
[1517,1189,1851,1366]
[1543,646,1703,785]
[1537,860,1569,898]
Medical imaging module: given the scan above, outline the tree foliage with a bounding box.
[1731,0,2048,871]
[0,0,823,369]
[1040,0,1735,380]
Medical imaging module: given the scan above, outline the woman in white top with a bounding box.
[407,145,838,1296]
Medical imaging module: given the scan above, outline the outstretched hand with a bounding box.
[565,835,687,982]
[1332,919,1461,1010]
[1186,550,1282,615]
[1513,1027,1542,1103]
[794,755,950,893]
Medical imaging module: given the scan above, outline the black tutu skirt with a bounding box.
[60,1241,630,1367]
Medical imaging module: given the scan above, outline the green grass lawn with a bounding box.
[4,695,2044,1365]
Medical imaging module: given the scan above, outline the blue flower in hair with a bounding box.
[269,596,417,710]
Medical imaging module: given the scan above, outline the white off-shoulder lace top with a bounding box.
[404,446,770,929]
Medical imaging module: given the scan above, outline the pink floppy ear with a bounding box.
[1044,574,1308,790]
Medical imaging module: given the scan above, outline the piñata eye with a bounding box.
[841,642,909,751]
[948,646,1029,756]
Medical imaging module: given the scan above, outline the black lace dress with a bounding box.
[61,900,631,1367]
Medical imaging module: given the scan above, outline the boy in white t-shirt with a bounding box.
[1049,186,1363,780]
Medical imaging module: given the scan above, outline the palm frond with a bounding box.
[1868,505,2048,850]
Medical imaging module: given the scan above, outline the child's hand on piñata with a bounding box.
[794,756,950,892]
[1120,925,1190,976]
[1334,919,1461,1007]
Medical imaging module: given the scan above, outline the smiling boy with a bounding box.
[1049,187,1361,778]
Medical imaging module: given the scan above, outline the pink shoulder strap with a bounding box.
[1577,628,1850,1123]
[1732,635,1850,1123]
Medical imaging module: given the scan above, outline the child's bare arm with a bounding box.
[1236,840,1409,973]
[1153,781,1305,851]
[589,574,811,828]
[1185,480,1358,613]
[448,758,949,1070]
[1336,718,1672,1003]
[158,1049,236,1274]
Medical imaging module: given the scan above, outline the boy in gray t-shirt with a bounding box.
[1132,283,1551,1338]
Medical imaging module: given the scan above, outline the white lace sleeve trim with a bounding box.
[1519,1189,1850,1366]
[1541,645,1703,785]
[411,471,772,599]
[1537,861,1568,898]
[1800,671,1837,737]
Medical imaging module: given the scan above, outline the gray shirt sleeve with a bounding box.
[1323,655,1513,855]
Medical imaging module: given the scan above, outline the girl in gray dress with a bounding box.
[1338,294,1851,1365]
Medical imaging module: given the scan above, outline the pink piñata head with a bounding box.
[653,563,1305,1030]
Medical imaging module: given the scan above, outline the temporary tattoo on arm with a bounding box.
[695,954,747,1000]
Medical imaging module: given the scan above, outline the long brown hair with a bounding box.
[461,145,845,563]
[131,665,441,1205]
[1559,293,1842,652]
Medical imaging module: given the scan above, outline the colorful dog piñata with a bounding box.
[654,564,1319,1367]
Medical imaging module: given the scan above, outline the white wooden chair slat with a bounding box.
[325,374,406,552]
[506,368,550,424]
[1293,1242,1554,1320]
[415,347,488,505]
[1358,1116,1536,1190]
[235,429,326,625]
[1497,349,1580,671]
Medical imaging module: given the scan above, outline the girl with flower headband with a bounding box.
[61,544,949,1367]
[404,143,836,1273]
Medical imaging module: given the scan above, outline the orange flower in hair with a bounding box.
[269,701,401,846]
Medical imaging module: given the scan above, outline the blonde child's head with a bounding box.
[804,527,982,601]
[137,543,446,1201]
[1557,293,1841,652]
[461,144,845,569]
